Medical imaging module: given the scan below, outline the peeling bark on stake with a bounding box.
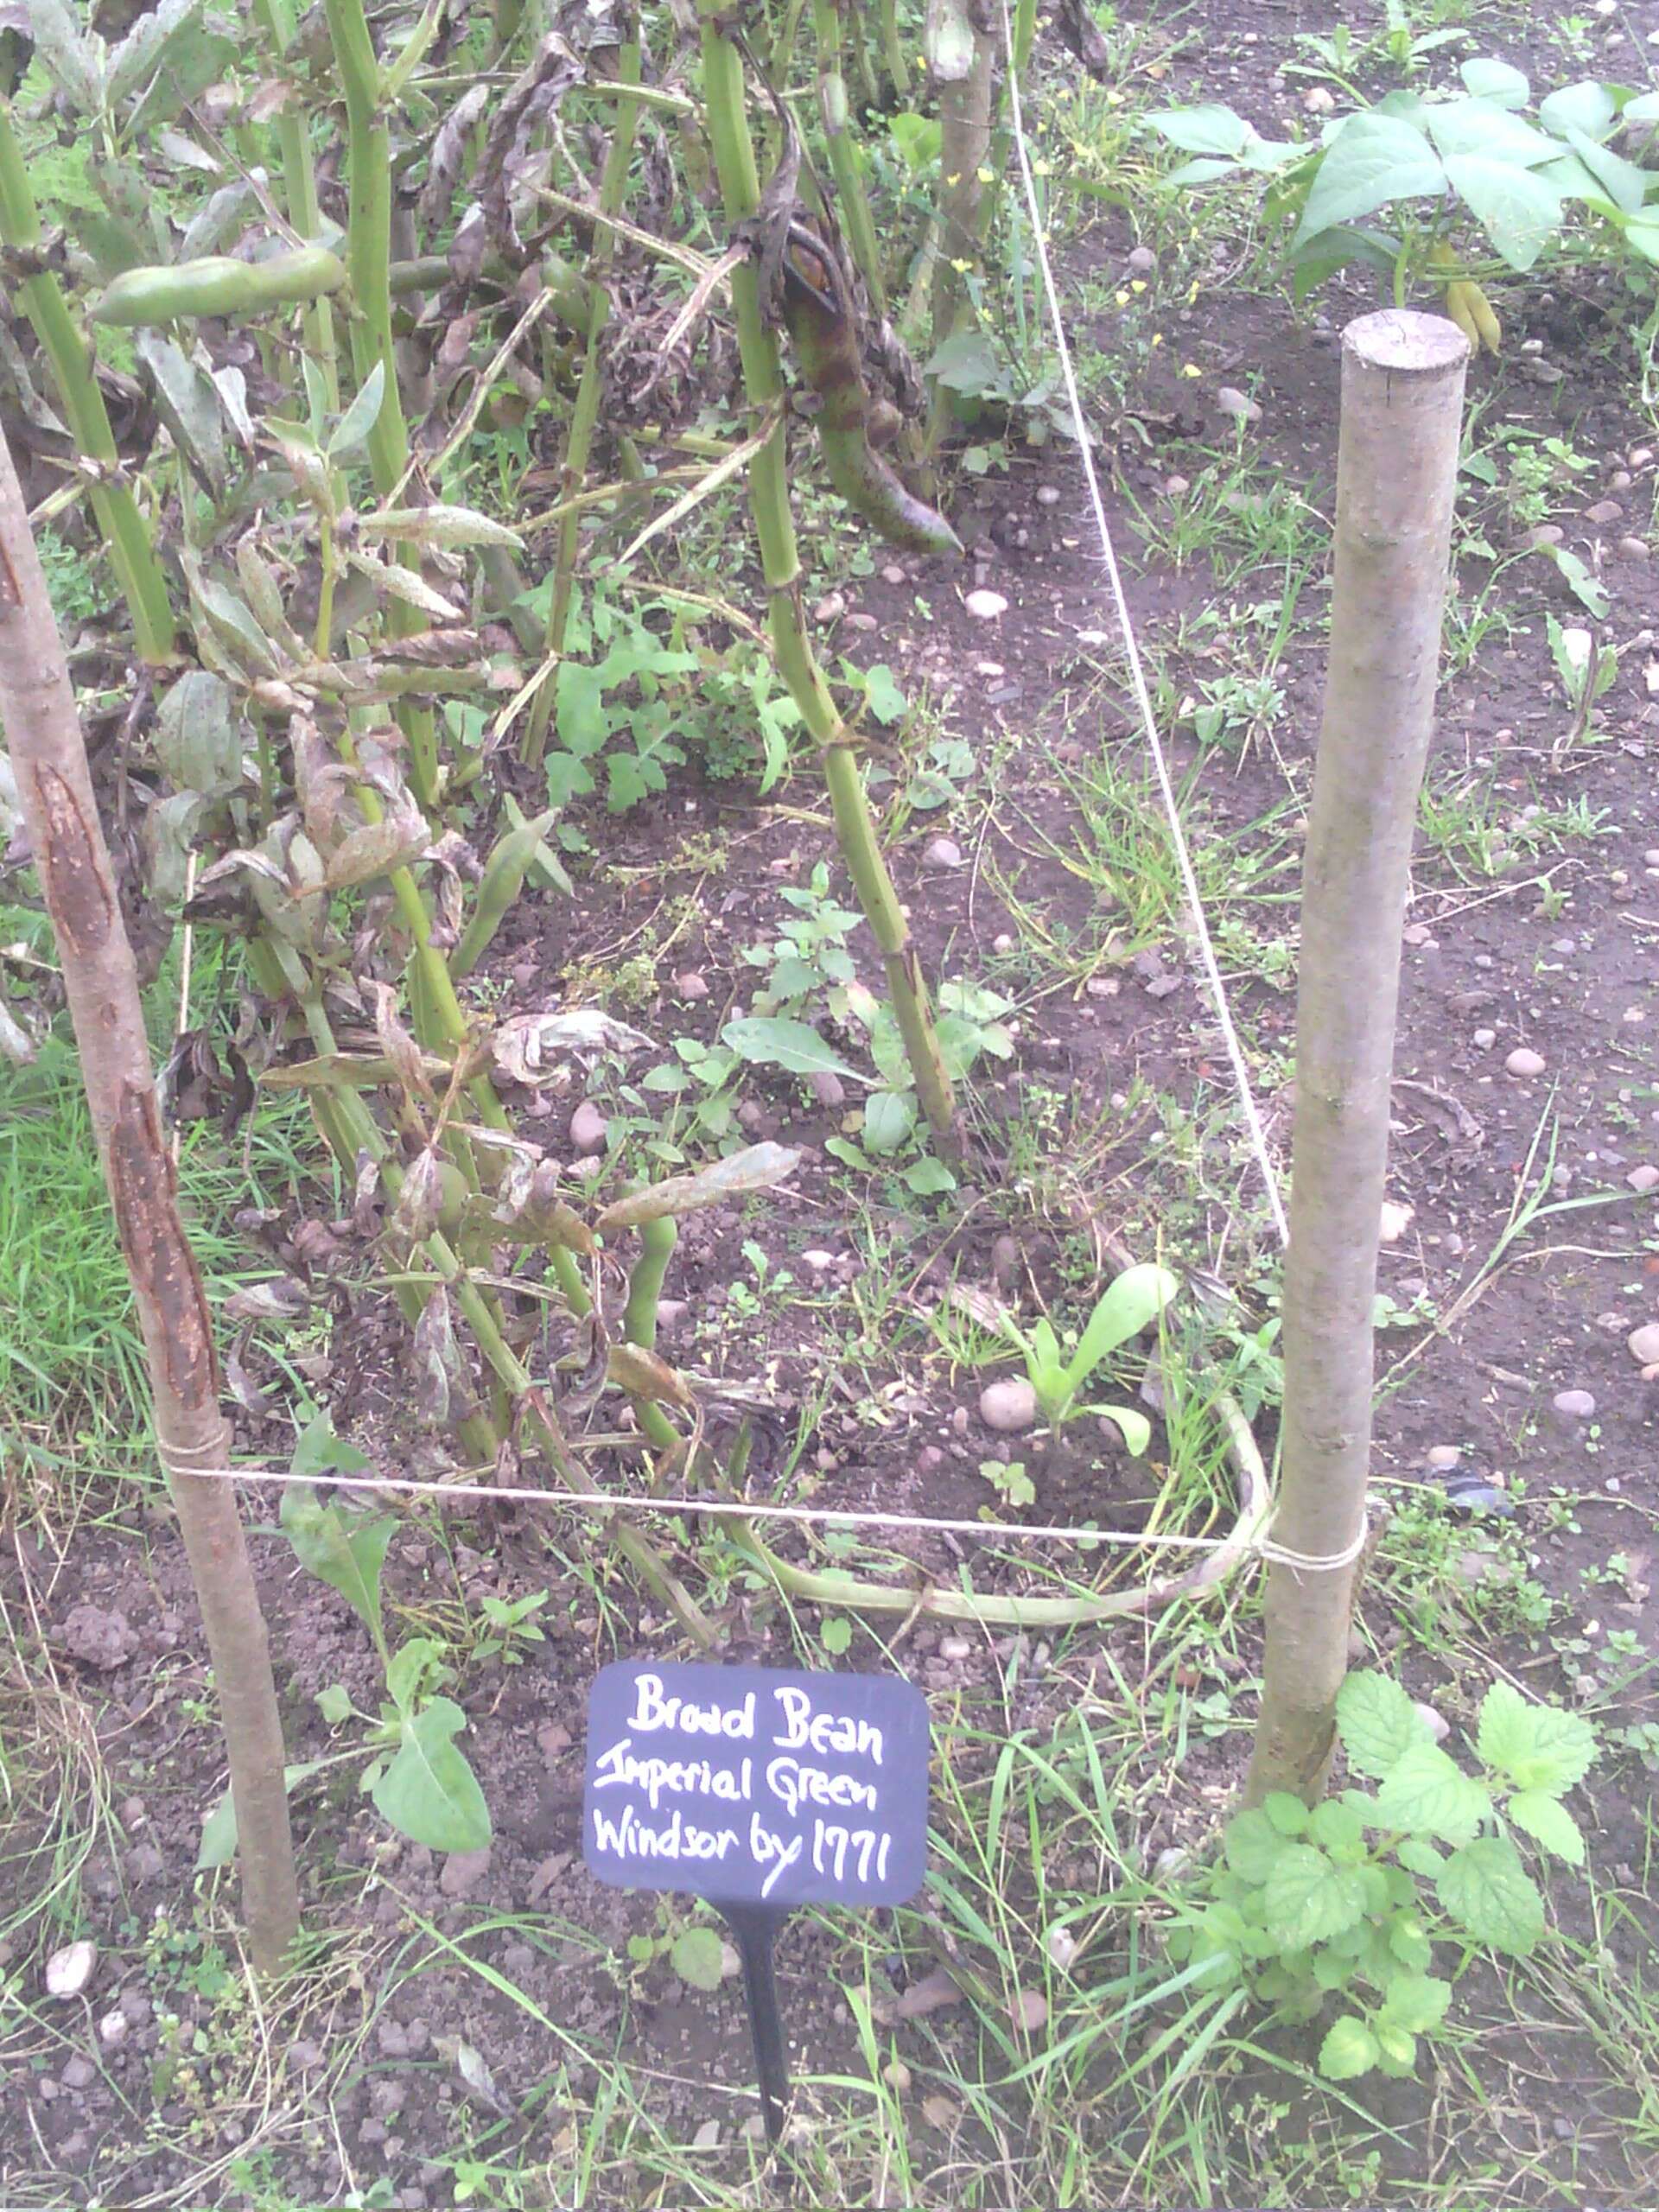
[1243,310,1468,1807]
[0,428,300,1972]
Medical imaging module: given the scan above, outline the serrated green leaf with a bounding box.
[1264,1792,1311,1837]
[1436,1834,1546,1955]
[370,1697,492,1853]
[1378,1972,1452,2033]
[1337,1672,1427,1780]
[1506,1789,1586,1866]
[1263,1846,1368,1948]
[1374,2022,1417,2069]
[1224,1808,1282,1885]
[670,1925,727,1992]
[1310,1798,1365,1857]
[1477,1681,1597,1794]
[1375,1741,1491,1847]
[1389,1916,1433,1969]
[1319,2016,1380,2081]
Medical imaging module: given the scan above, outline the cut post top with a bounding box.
[1342,308,1470,379]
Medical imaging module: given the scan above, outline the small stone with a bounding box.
[1627,1164,1659,1193]
[1609,470,1633,491]
[1472,1027,1497,1050]
[674,970,709,1001]
[1035,485,1061,508]
[880,564,906,585]
[1505,1046,1547,1077]
[1553,1389,1596,1419]
[1011,1989,1048,2031]
[991,1234,1020,1290]
[60,2055,95,2090]
[1523,524,1565,549]
[569,1099,608,1154]
[808,1069,845,1109]
[287,2039,325,2073]
[923,836,964,869]
[938,1634,973,1661]
[844,611,879,632]
[1153,1847,1190,1880]
[1427,1445,1463,1471]
[736,1100,767,1135]
[979,1377,1037,1433]
[1215,385,1262,425]
[1553,2118,1574,2142]
[1303,84,1335,111]
[1378,1200,1414,1244]
[1413,1701,1451,1743]
[1618,536,1651,562]
[801,1248,836,1274]
[440,1847,492,1897]
[98,2010,127,2048]
[1631,447,1656,468]
[964,588,1007,620]
[992,931,1014,953]
[1127,245,1156,273]
[1046,1924,1077,1969]
[44,1941,97,1999]
[1585,499,1624,525]
[536,1721,572,1761]
[813,592,845,623]
[1627,1322,1659,1366]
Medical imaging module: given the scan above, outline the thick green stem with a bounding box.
[0,109,175,663]
[322,0,438,806]
[697,6,958,1147]
[623,1215,681,1455]
[251,0,341,416]
[811,0,887,314]
[877,0,910,97]
[520,29,644,770]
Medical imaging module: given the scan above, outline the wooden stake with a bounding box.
[1245,309,1469,1806]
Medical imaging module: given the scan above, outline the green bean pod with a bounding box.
[92,246,348,327]
[780,240,963,560]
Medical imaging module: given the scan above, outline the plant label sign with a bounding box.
[582,1661,931,2143]
[583,1660,930,1906]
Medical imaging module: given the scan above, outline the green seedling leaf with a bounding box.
[1375,1741,1491,1847]
[317,1683,353,1725]
[385,1635,446,1714]
[1459,56,1529,107]
[1063,1262,1178,1401]
[1310,1798,1365,1857]
[371,1697,492,1853]
[1437,1834,1545,1953]
[820,1615,853,1656]
[328,360,387,457]
[863,1089,918,1154]
[1145,103,1254,158]
[1092,1404,1152,1455]
[670,1926,727,1992]
[1224,1808,1282,1884]
[1505,1790,1585,1865]
[904,1155,957,1196]
[197,1762,325,1870]
[1319,2016,1380,2080]
[1263,1846,1368,1949]
[1337,1670,1428,1779]
[1441,153,1565,269]
[1264,1792,1312,1836]
[1380,1973,1452,2034]
[721,1016,858,1081]
[594,1142,803,1232]
[1477,1680,1597,1793]
[279,1484,394,1647]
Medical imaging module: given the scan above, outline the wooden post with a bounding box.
[0,427,301,1971]
[1244,310,1469,1806]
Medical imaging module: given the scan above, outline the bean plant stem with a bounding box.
[697,6,958,1146]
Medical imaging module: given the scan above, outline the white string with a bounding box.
[995,2,1291,1249]
[155,1443,1368,1573]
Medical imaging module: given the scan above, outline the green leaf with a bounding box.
[1442,154,1565,269]
[1062,1263,1178,1399]
[860,664,908,725]
[1395,1836,1446,1878]
[1093,1404,1152,1455]
[370,1698,492,1853]
[903,1155,957,1197]
[155,671,241,798]
[670,1926,727,1993]
[1337,1672,1428,1780]
[820,1614,853,1656]
[1562,126,1649,215]
[1539,80,1618,139]
[1310,1798,1366,1857]
[1319,2017,1380,2081]
[1389,1915,1433,1969]
[1375,1741,1491,1847]
[1436,1834,1545,1954]
[1224,1808,1282,1885]
[1530,540,1611,620]
[1506,1790,1586,1866]
[1477,1681,1597,1794]
[279,1485,394,1646]
[1423,99,1562,167]
[1459,56,1529,107]
[196,1762,324,1870]
[1263,1846,1368,1948]
[329,361,386,456]
[289,1412,372,1480]
[317,1683,353,1725]
[1373,2022,1417,2071]
[1264,1792,1311,1837]
[721,1017,857,1081]
[1294,113,1446,246]
[1379,1972,1452,2033]
[594,1142,803,1232]
[863,1089,918,1155]
[1146,103,1253,157]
